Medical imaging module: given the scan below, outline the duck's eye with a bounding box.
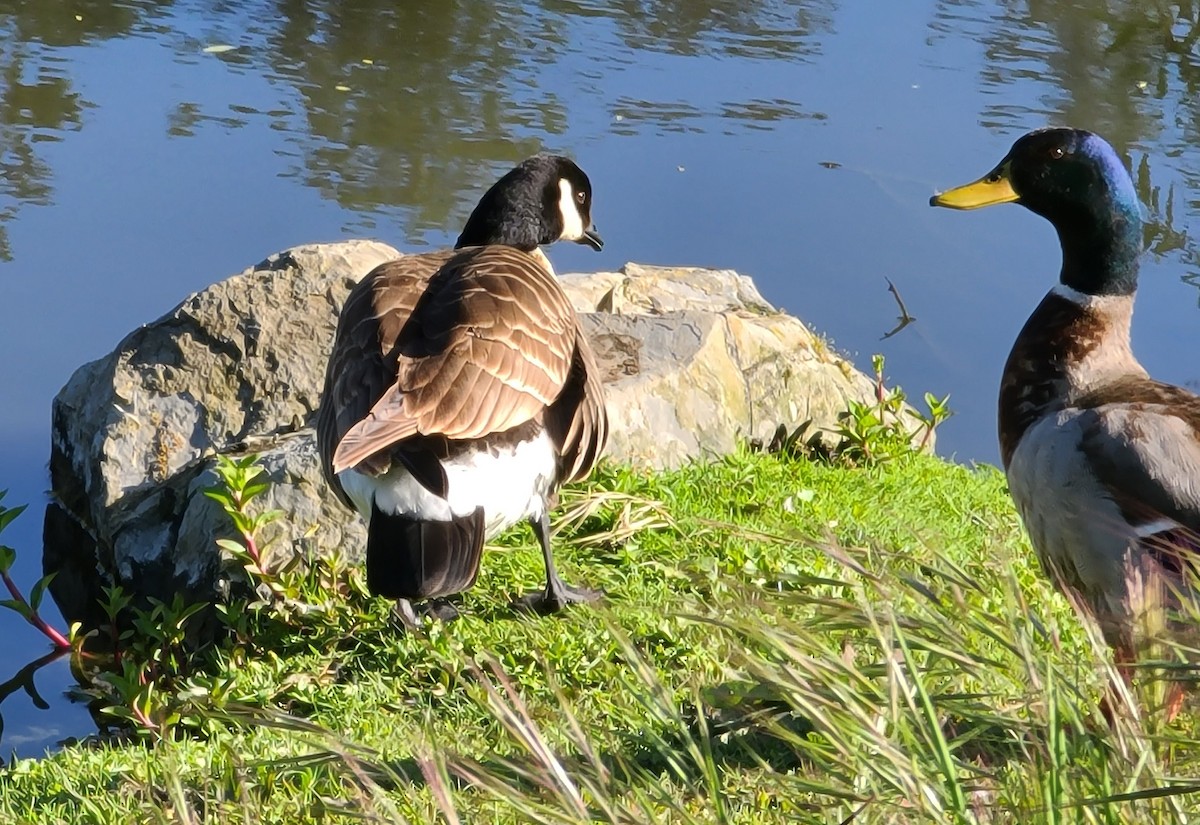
[1049,146,1065,159]
[575,191,586,205]
[985,172,1002,184]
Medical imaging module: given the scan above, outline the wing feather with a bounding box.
[317,250,457,501]
[1078,377,1200,532]
[318,246,585,488]
[545,326,609,484]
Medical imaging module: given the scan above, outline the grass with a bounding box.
[2,447,1199,823]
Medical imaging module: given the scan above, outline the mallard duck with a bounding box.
[317,154,608,625]
[930,127,1200,715]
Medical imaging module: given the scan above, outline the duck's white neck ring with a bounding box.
[1050,282,1133,311]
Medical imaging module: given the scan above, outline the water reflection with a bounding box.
[0,1,182,261]
[550,0,836,58]
[0,650,66,746]
[0,0,844,249]
[8,0,1200,258]
[255,0,563,234]
[0,43,78,261]
[948,0,1165,143]
[610,96,826,137]
[173,0,841,239]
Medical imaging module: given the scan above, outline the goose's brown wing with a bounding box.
[321,245,580,479]
[317,250,456,505]
[545,328,609,485]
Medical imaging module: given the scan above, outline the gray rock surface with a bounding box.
[43,242,913,625]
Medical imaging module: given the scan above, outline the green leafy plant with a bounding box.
[78,455,285,739]
[0,490,74,652]
[81,453,375,740]
[89,594,210,738]
[204,453,373,623]
[755,355,952,467]
[204,454,286,599]
[833,354,952,465]
[96,584,133,664]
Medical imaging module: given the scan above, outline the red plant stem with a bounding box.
[133,702,156,733]
[919,423,934,453]
[2,571,72,651]
[243,530,260,566]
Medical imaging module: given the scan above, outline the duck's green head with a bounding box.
[930,128,1142,297]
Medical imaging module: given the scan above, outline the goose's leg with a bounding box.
[392,598,421,629]
[512,513,602,614]
[392,597,460,630]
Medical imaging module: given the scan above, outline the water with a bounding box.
[3,0,1200,757]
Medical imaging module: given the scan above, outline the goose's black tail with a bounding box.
[366,503,486,599]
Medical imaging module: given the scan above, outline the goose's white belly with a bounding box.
[338,429,558,538]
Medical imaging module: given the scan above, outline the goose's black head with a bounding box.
[931,128,1143,296]
[456,154,603,253]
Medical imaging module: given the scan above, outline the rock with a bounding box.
[569,264,882,468]
[43,243,917,626]
[45,241,395,627]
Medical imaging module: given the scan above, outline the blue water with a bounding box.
[3,0,1200,756]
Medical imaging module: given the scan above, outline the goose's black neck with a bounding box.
[455,157,561,252]
[456,209,541,252]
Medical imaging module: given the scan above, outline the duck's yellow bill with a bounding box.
[929,163,1018,210]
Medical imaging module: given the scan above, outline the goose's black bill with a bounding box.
[581,226,603,250]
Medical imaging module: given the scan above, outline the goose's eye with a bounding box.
[575,191,586,205]
[1049,146,1065,160]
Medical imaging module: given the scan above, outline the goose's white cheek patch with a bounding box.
[557,178,585,242]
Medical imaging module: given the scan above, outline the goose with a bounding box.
[931,127,1200,717]
[317,154,608,625]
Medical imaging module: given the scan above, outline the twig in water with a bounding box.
[880,277,916,340]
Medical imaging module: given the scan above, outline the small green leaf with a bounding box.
[241,480,271,500]
[101,705,139,722]
[255,509,285,528]
[0,503,26,534]
[0,598,32,620]
[203,488,233,506]
[29,573,55,611]
[215,539,248,555]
